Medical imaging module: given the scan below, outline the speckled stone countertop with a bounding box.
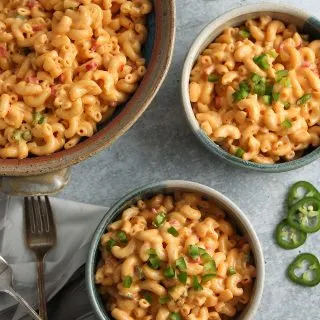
[59,0,320,319]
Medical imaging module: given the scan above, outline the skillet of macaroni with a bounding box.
[0,0,152,159]
[95,192,256,320]
[189,16,320,164]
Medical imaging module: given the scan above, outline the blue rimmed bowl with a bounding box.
[86,180,265,320]
[181,4,320,172]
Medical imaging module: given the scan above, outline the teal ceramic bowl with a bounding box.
[86,180,265,320]
[181,4,320,172]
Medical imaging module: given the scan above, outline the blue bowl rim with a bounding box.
[86,180,265,320]
[181,3,320,172]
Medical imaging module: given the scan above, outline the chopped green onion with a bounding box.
[202,274,216,282]
[192,276,203,291]
[239,81,250,92]
[148,251,161,270]
[167,227,178,237]
[272,92,280,101]
[142,291,153,304]
[136,266,145,280]
[123,276,132,288]
[169,312,182,320]
[33,112,46,125]
[13,130,23,141]
[251,73,262,83]
[297,93,312,105]
[262,95,272,105]
[152,212,166,228]
[106,239,116,251]
[175,257,187,272]
[235,148,245,159]
[239,28,250,38]
[22,130,32,141]
[275,70,289,82]
[283,102,290,110]
[116,231,128,243]
[267,50,278,58]
[253,79,266,96]
[164,265,175,279]
[265,83,273,96]
[281,119,292,129]
[198,247,206,254]
[177,271,187,284]
[280,77,291,88]
[227,266,236,275]
[147,248,156,255]
[188,245,200,259]
[201,252,213,263]
[208,74,219,82]
[253,54,269,70]
[233,81,250,102]
[159,295,171,304]
[204,260,217,274]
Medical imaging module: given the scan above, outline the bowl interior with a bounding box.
[86,180,265,320]
[0,0,175,176]
[181,4,320,172]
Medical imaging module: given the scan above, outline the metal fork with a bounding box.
[0,255,43,320]
[24,196,57,320]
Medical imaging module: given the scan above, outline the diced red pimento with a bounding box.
[0,45,7,57]
[32,24,45,31]
[50,85,56,97]
[215,96,222,107]
[301,61,311,68]
[91,40,99,52]
[85,61,98,71]
[26,76,39,84]
[119,64,125,72]
[27,0,38,9]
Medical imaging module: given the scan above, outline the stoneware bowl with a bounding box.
[181,4,320,172]
[0,0,175,179]
[86,180,265,320]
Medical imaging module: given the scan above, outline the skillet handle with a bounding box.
[0,168,71,196]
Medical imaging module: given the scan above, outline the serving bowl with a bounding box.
[0,0,175,189]
[181,3,320,172]
[86,180,265,320]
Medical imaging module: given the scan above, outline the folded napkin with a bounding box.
[0,194,108,320]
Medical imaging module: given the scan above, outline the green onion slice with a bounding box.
[152,212,166,228]
[202,274,216,282]
[281,119,292,129]
[283,102,290,110]
[235,148,245,159]
[208,74,219,82]
[239,28,250,38]
[175,257,187,272]
[164,265,175,279]
[188,245,200,259]
[106,239,116,251]
[204,260,217,274]
[159,295,171,304]
[142,291,153,303]
[272,92,280,101]
[280,77,291,88]
[227,266,236,275]
[275,70,289,82]
[116,231,128,243]
[253,54,269,70]
[297,94,312,105]
[267,50,278,58]
[262,95,272,105]
[251,73,262,83]
[177,271,187,284]
[167,226,179,237]
[123,276,132,288]
[169,312,182,320]
[148,251,161,270]
[192,276,203,291]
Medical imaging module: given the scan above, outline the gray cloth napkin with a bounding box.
[0,194,107,320]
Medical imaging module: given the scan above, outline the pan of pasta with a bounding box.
[0,0,175,178]
[181,4,320,172]
[86,180,265,320]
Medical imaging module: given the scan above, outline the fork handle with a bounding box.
[6,288,43,320]
[37,256,48,320]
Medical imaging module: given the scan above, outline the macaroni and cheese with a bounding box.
[0,0,152,158]
[95,192,256,320]
[189,16,320,164]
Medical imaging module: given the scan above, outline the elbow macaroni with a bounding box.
[0,0,152,159]
[95,192,256,319]
[189,16,320,164]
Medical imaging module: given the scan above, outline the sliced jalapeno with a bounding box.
[287,197,320,233]
[287,253,320,287]
[287,181,320,208]
[275,219,307,249]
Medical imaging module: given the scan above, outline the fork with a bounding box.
[0,255,43,320]
[24,196,57,320]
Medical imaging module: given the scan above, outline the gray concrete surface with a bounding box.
[59,0,320,319]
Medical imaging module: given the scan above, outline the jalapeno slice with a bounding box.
[287,181,320,208]
[287,253,320,287]
[287,197,320,233]
[275,219,307,249]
